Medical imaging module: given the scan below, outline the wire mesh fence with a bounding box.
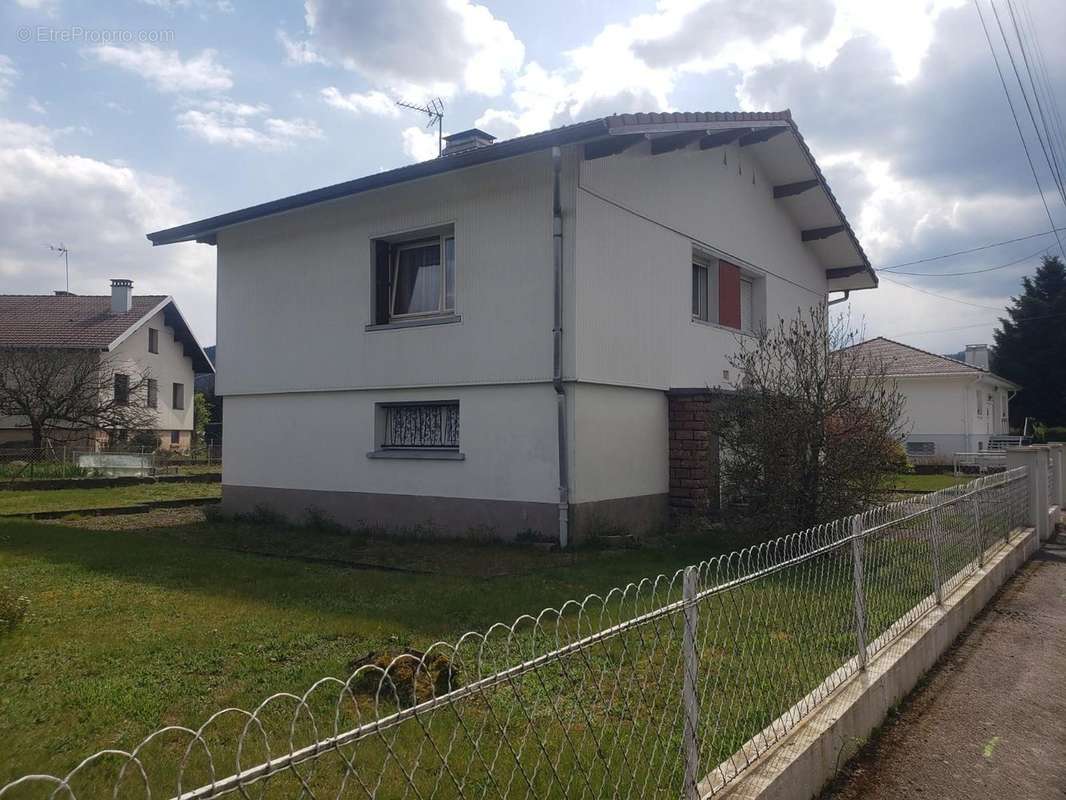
[0,469,1031,800]
[0,443,221,482]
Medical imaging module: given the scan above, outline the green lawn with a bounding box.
[887,472,966,492]
[0,514,943,799]
[0,482,221,516]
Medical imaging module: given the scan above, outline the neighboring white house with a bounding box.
[148,111,877,542]
[843,337,1019,459]
[0,280,214,451]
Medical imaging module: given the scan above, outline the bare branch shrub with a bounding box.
[713,307,906,528]
[0,347,155,449]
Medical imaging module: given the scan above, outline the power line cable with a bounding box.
[1018,0,1066,189]
[1003,0,1066,208]
[876,227,1065,271]
[888,309,1066,338]
[974,0,1065,255]
[882,243,1051,277]
[878,274,1007,310]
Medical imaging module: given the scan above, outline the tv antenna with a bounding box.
[48,243,70,292]
[396,97,444,156]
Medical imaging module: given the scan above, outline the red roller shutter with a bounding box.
[718,260,741,329]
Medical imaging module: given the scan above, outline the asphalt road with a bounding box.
[822,530,1066,800]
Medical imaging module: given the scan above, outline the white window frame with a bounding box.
[691,252,718,324]
[740,277,754,333]
[389,235,455,320]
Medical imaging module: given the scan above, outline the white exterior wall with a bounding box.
[110,309,196,434]
[224,384,558,502]
[570,383,668,504]
[574,140,828,389]
[896,374,1012,455]
[216,150,569,513]
[216,150,562,396]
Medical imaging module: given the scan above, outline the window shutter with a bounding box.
[718,260,742,329]
[374,240,391,324]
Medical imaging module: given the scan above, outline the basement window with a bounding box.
[370,227,458,329]
[368,401,464,460]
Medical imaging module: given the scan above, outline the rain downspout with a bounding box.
[552,146,570,549]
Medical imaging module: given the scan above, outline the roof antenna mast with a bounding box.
[48,243,70,293]
[396,97,445,155]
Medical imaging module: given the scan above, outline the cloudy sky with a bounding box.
[2,0,1064,352]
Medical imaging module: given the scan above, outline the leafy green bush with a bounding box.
[0,586,29,629]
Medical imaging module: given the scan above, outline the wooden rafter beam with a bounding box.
[649,131,703,155]
[826,265,868,280]
[802,225,845,242]
[773,179,821,199]
[739,126,788,146]
[699,128,750,150]
[583,135,643,160]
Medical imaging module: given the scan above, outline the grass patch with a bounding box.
[0,513,960,798]
[887,473,966,492]
[0,483,221,516]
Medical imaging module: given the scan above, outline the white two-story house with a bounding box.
[148,111,877,543]
[0,279,213,451]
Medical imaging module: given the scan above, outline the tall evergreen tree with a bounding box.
[992,255,1066,427]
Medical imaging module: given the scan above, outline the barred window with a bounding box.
[382,403,459,449]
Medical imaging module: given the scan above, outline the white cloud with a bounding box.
[176,101,323,150]
[14,0,59,13]
[401,126,439,162]
[0,55,18,102]
[137,0,235,11]
[0,116,216,341]
[27,97,46,115]
[86,45,233,93]
[299,0,523,98]
[321,87,399,117]
[278,30,327,66]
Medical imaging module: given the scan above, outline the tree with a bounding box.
[0,347,155,450]
[713,308,907,529]
[193,391,212,442]
[992,255,1066,427]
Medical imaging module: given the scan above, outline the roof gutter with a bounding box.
[552,146,570,550]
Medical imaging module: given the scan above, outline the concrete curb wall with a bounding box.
[712,525,1039,800]
[0,472,220,491]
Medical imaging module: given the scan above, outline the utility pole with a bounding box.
[395,98,445,156]
[48,244,70,292]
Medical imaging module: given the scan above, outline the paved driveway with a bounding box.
[822,531,1066,800]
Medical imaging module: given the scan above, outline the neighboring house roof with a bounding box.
[841,337,1020,387]
[147,110,875,292]
[0,294,214,373]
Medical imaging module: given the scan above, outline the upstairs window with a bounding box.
[691,253,718,324]
[148,327,159,354]
[147,378,158,409]
[172,382,185,411]
[382,402,459,450]
[373,229,455,325]
[114,374,129,405]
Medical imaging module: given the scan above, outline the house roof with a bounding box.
[0,294,214,373]
[146,110,875,292]
[840,337,1019,387]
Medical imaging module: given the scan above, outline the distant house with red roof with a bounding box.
[0,279,213,451]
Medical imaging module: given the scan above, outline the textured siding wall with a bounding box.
[574,140,829,390]
[216,150,563,396]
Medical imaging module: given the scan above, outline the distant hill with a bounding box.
[195,345,216,395]
[943,351,965,363]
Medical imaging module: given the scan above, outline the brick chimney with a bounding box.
[110,278,133,314]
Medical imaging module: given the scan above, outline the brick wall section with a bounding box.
[668,392,719,516]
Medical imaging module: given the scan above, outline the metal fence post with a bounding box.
[970,495,985,568]
[929,503,944,605]
[850,515,868,670]
[682,566,700,800]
